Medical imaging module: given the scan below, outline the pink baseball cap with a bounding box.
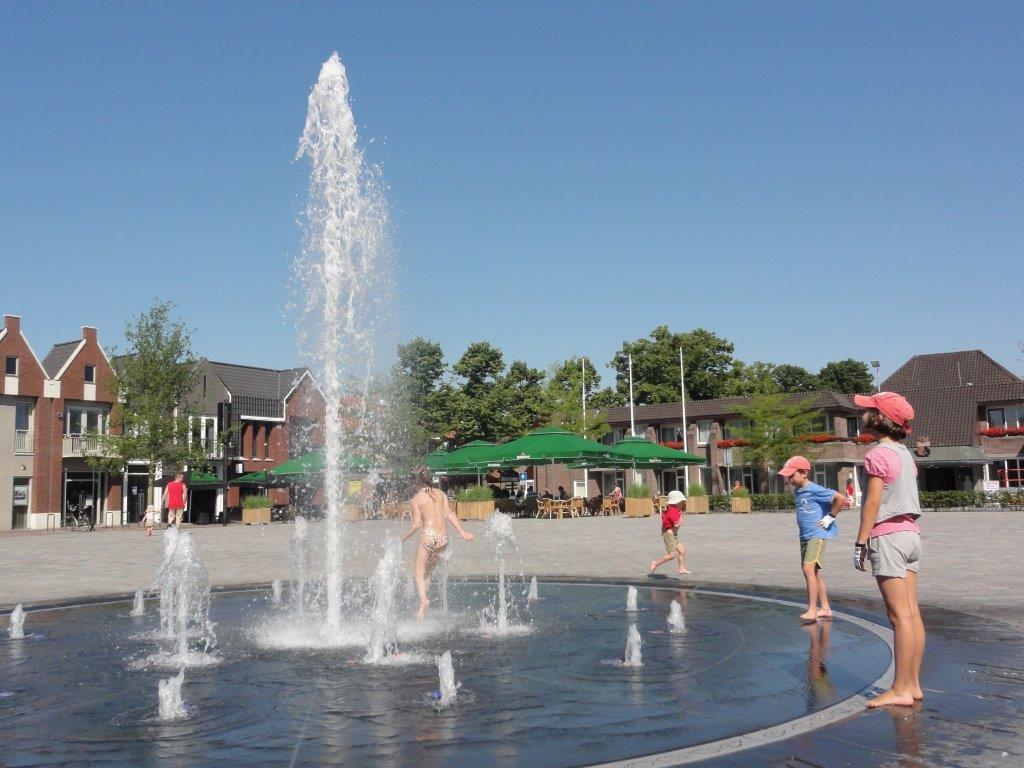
[854,391,914,434]
[778,455,811,477]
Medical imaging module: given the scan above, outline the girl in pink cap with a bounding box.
[852,391,925,708]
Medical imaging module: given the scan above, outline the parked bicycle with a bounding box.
[64,504,90,531]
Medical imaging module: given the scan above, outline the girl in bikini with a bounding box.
[402,467,475,619]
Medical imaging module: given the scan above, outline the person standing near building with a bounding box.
[165,473,187,527]
[852,392,925,708]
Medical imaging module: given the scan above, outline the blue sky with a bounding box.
[1,2,1022,383]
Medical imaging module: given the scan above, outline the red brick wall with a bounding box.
[0,316,46,397]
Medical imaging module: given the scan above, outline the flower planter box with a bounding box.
[242,507,271,525]
[458,500,495,521]
[687,496,709,514]
[730,497,751,514]
[625,497,654,518]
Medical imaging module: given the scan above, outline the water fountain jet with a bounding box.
[668,600,686,634]
[9,604,25,639]
[130,590,145,617]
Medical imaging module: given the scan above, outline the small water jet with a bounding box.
[668,600,686,634]
[271,580,283,605]
[483,513,522,634]
[154,530,216,664]
[130,590,145,617]
[158,671,186,721]
[527,576,539,601]
[432,650,459,709]
[626,586,638,612]
[9,604,25,639]
[623,624,643,667]
[364,535,403,663]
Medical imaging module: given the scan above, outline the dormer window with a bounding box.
[5,356,17,376]
[84,364,96,384]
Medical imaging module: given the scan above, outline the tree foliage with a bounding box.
[817,359,874,394]
[610,326,739,404]
[733,391,820,477]
[88,301,208,505]
[543,357,612,442]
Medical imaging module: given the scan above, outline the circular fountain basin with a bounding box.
[1,581,890,767]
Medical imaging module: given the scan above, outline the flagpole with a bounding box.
[628,354,640,486]
[628,354,636,437]
[679,347,690,494]
[581,356,589,497]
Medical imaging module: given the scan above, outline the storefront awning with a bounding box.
[914,446,989,466]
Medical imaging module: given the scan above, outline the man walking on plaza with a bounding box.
[165,473,187,527]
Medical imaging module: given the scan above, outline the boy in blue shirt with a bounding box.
[779,456,847,622]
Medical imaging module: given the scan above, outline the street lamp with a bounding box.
[870,361,880,392]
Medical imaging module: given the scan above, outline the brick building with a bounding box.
[0,316,121,530]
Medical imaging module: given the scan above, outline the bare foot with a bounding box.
[800,609,817,622]
[677,567,691,574]
[911,687,925,700]
[867,688,915,708]
[649,561,659,574]
[416,598,429,620]
[816,609,833,620]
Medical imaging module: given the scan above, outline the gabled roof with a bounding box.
[208,361,310,418]
[882,350,1020,392]
[42,340,83,378]
[602,391,857,425]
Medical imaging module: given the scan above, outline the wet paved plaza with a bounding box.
[2,510,1022,766]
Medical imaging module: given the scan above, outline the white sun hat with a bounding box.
[667,490,686,506]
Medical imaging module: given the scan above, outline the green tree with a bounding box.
[543,357,611,442]
[450,342,506,441]
[733,391,819,484]
[393,337,450,447]
[610,326,739,404]
[492,360,547,439]
[818,359,874,394]
[87,301,208,507]
[773,364,820,393]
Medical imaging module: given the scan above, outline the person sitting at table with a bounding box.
[611,484,623,501]
[557,486,568,500]
[541,488,554,500]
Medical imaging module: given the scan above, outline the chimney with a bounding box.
[4,315,21,333]
[82,326,97,343]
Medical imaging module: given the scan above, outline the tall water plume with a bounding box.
[155,529,216,661]
[290,515,311,614]
[295,52,391,633]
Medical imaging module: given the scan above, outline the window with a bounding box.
[697,420,712,445]
[15,401,32,432]
[65,404,108,435]
[12,478,29,529]
[251,424,260,459]
[84,364,96,384]
[846,416,860,437]
[5,356,17,376]
[202,417,217,454]
[724,420,750,439]
[263,426,271,459]
[989,406,1024,428]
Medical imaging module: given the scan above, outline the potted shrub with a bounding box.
[686,483,709,514]
[241,494,272,525]
[730,486,751,513]
[625,484,654,518]
[457,485,495,521]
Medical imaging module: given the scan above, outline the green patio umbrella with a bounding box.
[426,440,495,472]
[267,449,371,482]
[229,470,269,486]
[470,426,614,468]
[609,436,704,468]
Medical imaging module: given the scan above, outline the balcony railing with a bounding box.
[14,430,32,454]
[63,433,105,457]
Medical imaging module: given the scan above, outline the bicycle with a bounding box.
[63,505,90,531]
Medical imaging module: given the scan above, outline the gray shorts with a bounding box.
[868,531,922,579]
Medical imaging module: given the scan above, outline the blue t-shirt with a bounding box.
[794,482,838,541]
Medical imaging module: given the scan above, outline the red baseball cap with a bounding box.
[854,391,914,434]
[778,455,811,477]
